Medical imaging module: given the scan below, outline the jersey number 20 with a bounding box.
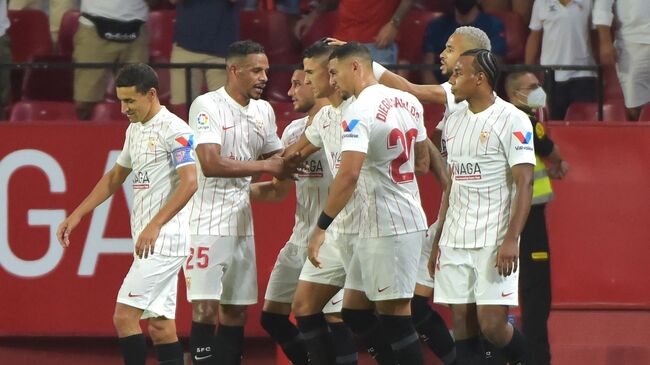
[388,128,418,184]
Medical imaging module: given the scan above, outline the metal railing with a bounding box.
[0,62,604,120]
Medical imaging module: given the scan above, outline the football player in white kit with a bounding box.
[250,67,348,364]
[365,27,493,363]
[309,42,430,364]
[432,49,535,364]
[278,40,366,365]
[57,64,198,365]
[184,41,285,365]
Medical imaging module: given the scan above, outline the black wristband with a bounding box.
[317,211,334,230]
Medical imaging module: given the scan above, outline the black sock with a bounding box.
[295,313,335,365]
[455,337,483,365]
[411,295,457,364]
[329,322,358,365]
[340,308,395,365]
[260,311,308,365]
[118,333,147,365]
[379,314,424,365]
[216,324,244,365]
[189,322,216,365]
[480,335,507,365]
[155,341,184,365]
[500,327,530,365]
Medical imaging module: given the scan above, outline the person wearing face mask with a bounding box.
[421,0,506,84]
[505,71,570,365]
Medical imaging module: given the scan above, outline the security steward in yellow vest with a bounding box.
[505,72,569,365]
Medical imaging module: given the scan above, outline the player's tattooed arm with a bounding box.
[414,140,431,176]
[57,163,132,248]
[497,163,534,277]
[426,138,449,190]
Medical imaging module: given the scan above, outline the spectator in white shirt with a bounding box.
[525,0,597,120]
[593,0,650,120]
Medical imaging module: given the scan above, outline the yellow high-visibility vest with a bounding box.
[532,155,554,205]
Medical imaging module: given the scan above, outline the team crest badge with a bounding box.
[147,137,156,152]
[255,117,264,135]
[479,131,490,144]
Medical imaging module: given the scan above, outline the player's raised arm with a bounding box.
[374,63,447,105]
[57,163,131,248]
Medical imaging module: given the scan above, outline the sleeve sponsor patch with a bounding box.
[172,146,196,167]
[196,112,210,131]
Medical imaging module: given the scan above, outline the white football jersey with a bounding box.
[340,84,428,238]
[116,106,196,256]
[304,97,361,235]
[282,116,333,247]
[188,87,283,236]
[440,97,536,248]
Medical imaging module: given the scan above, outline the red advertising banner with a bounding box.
[0,121,442,337]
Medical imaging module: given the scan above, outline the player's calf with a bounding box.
[411,295,457,364]
[261,311,308,365]
[340,308,395,365]
[326,316,358,365]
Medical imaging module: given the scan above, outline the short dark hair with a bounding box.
[115,63,159,94]
[303,38,336,60]
[226,40,265,62]
[328,42,372,64]
[460,49,500,88]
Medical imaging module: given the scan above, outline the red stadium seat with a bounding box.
[639,104,650,121]
[57,10,80,57]
[397,10,443,81]
[564,102,627,121]
[21,55,73,101]
[9,101,77,121]
[486,11,526,64]
[148,10,176,61]
[7,10,53,62]
[90,102,123,121]
[300,11,338,49]
[272,102,305,134]
[240,10,302,102]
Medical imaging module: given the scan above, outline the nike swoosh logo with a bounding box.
[445,136,455,142]
[501,292,514,297]
[194,354,212,361]
[331,299,343,305]
[378,286,390,293]
[128,292,143,298]
[222,125,235,131]
[323,123,330,129]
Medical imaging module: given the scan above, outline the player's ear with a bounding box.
[147,87,157,100]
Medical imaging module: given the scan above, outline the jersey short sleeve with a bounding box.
[415,101,427,143]
[116,125,133,169]
[502,111,537,167]
[340,105,370,154]
[189,95,222,146]
[165,120,197,169]
[305,109,326,148]
[529,0,543,31]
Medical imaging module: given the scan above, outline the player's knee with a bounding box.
[147,321,176,344]
[112,308,137,333]
[292,296,317,317]
[478,316,508,345]
[192,300,219,323]
[220,304,248,326]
